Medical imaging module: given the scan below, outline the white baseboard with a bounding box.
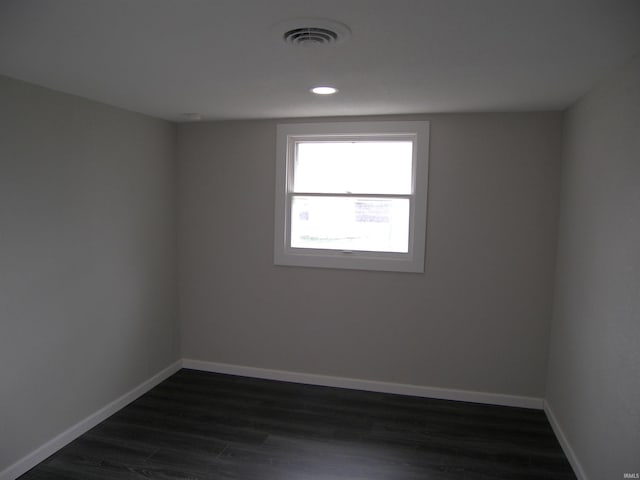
[0,360,182,480]
[182,358,544,410]
[543,400,588,480]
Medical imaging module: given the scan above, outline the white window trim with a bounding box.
[274,121,429,273]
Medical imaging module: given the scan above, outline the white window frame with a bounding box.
[274,121,429,273]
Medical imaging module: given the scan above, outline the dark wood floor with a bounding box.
[19,369,576,479]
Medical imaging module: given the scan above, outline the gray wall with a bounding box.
[546,54,640,479]
[0,76,179,471]
[177,112,562,398]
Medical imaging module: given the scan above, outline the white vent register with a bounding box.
[276,18,351,47]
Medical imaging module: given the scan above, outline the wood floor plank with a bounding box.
[18,369,576,479]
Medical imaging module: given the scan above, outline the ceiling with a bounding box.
[1,0,639,122]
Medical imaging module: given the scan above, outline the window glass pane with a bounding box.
[293,141,413,194]
[291,196,410,253]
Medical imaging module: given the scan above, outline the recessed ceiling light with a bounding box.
[311,86,338,95]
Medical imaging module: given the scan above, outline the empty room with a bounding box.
[1,1,639,479]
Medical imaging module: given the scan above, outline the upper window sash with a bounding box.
[291,139,415,195]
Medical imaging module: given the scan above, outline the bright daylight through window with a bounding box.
[274,121,429,272]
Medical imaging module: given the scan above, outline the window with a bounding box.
[274,121,429,272]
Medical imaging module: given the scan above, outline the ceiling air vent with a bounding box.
[277,18,351,47]
[284,27,339,46]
